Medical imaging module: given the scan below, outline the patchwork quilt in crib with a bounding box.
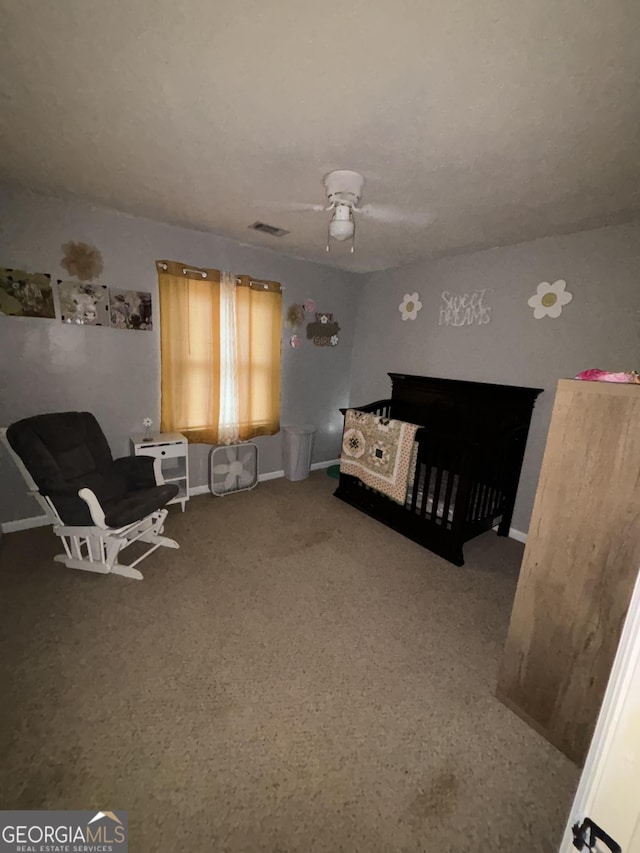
[340,409,419,505]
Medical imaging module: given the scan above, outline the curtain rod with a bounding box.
[156,262,284,290]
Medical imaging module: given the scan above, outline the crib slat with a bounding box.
[420,445,433,519]
[482,483,491,521]
[467,481,474,522]
[472,482,481,522]
[479,482,489,521]
[477,483,484,521]
[410,444,423,514]
[478,482,488,521]
[442,467,456,528]
[430,458,444,523]
[488,484,495,519]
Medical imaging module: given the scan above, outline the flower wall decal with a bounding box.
[306,312,340,346]
[60,241,104,281]
[399,292,422,321]
[285,303,305,328]
[528,279,573,319]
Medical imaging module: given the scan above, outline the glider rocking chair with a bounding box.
[2,412,180,580]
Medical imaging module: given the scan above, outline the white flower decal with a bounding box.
[528,280,573,319]
[330,334,339,346]
[399,292,422,321]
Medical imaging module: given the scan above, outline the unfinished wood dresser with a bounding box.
[497,378,640,765]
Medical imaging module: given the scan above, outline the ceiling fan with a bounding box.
[263,170,435,253]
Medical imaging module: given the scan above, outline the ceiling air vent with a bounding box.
[249,221,290,238]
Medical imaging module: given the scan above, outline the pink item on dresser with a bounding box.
[575,369,640,383]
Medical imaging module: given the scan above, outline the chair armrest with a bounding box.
[78,488,107,528]
[112,455,161,488]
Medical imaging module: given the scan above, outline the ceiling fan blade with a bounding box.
[257,201,327,213]
[358,204,436,227]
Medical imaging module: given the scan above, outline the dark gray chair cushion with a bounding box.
[103,484,179,528]
[7,411,112,495]
[7,412,179,527]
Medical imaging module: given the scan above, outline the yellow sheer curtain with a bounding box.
[157,261,281,444]
[235,276,283,441]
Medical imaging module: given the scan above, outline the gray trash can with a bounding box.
[283,425,316,481]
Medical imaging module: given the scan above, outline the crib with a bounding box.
[335,373,542,566]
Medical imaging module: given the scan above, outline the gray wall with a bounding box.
[350,221,640,533]
[0,184,361,524]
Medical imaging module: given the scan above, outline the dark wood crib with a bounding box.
[335,373,542,566]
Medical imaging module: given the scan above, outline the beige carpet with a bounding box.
[0,472,578,852]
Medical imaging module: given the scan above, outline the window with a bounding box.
[157,260,281,444]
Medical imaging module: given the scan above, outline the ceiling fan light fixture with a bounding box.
[323,169,365,207]
[328,203,354,241]
[263,168,432,257]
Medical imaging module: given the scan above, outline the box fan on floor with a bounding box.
[209,443,259,496]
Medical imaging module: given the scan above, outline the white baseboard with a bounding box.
[189,459,341,495]
[493,524,528,544]
[258,459,339,481]
[188,484,210,497]
[189,470,284,494]
[310,459,340,471]
[258,469,285,482]
[508,527,528,544]
[1,515,51,533]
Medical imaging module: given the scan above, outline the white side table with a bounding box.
[129,432,189,512]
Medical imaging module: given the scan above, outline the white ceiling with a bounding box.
[1,0,639,273]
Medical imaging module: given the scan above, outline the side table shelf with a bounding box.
[129,432,189,512]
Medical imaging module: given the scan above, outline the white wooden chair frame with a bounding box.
[1,428,179,580]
